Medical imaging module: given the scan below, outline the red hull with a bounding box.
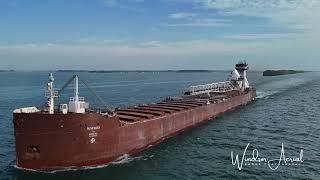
[13,89,256,171]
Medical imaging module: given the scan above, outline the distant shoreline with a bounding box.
[263,70,307,76]
[2,70,312,74]
[0,70,15,72]
[56,70,226,73]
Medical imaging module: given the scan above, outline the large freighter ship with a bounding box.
[13,62,256,171]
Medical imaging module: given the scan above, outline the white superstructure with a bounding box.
[68,75,89,113]
[13,107,40,114]
[235,61,250,90]
[184,62,250,96]
[45,74,89,114]
[14,73,110,115]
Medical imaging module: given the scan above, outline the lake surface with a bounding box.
[0,71,319,180]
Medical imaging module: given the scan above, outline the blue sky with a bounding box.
[0,0,319,70]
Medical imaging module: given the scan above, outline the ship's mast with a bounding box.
[47,73,56,114]
[74,75,79,101]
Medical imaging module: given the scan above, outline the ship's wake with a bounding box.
[255,74,315,99]
[256,91,278,99]
[111,154,142,165]
[13,154,143,174]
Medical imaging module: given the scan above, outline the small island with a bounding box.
[263,70,306,76]
[0,70,15,72]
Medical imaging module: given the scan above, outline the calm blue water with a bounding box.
[0,71,319,180]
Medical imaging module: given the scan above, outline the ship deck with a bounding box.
[115,90,243,123]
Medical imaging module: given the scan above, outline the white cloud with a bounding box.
[169,12,197,19]
[165,0,320,60]
[138,41,162,47]
[1,38,318,70]
[163,18,231,27]
[224,33,298,40]
[46,43,56,46]
[76,37,131,46]
[104,0,118,7]
[0,40,265,57]
[103,0,143,12]
[192,0,320,31]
